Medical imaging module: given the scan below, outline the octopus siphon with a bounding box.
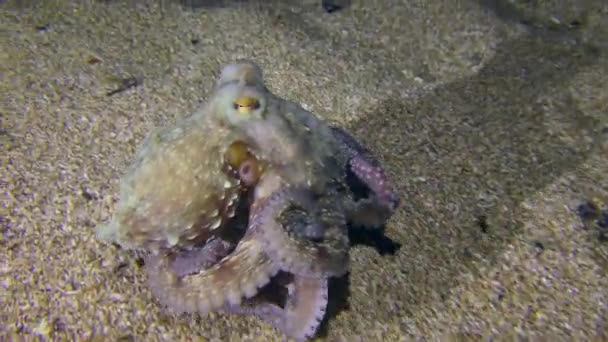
[96,60,400,341]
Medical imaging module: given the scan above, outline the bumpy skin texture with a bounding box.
[95,60,400,342]
[145,170,344,342]
[96,62,273,253]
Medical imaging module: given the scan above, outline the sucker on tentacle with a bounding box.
[283,276,329,342]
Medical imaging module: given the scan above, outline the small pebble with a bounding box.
[576,201,599,221]
[322,0,346,13]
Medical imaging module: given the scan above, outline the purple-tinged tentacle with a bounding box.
[223,275,328,342]
[144,229,279,315]
[329,126,400,226]
[166,238,235,277]
[330,126,400,209]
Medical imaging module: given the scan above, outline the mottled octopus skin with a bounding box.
[97,60,400,342]
[244,83,401,229]
[93,60,346,340]
[147,145,396,341]
[145,170,335,341]
[155,240,327,342]
[253,179,350,279]
[145,229,280,313]
[148,61,399,340]
[96,120,243,252]
[96,63,275,253]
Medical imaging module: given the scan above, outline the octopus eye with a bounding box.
[225,141,251,169]
[233,96,261,114]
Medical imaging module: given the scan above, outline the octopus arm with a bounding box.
[145,230,279,315]
[252,187,350,278]
[165,238,235,277]
[328,125,401,227]
[283,275,329,341]
[224,275,328,342]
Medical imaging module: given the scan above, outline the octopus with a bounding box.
[96,60,400,341]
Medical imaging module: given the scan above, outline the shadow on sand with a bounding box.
[316,29,603,336]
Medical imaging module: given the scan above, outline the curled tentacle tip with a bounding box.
[239,158,262,187]
[225,140,263,186]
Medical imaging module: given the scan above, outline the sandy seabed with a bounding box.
[2,0,608,341]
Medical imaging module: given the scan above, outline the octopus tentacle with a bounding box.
[144,229,280,315]
[165,238,235,277]
[223,275,328,342]
[329,125,400,226]
[252,187,350,278]
[283,275,329,341]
